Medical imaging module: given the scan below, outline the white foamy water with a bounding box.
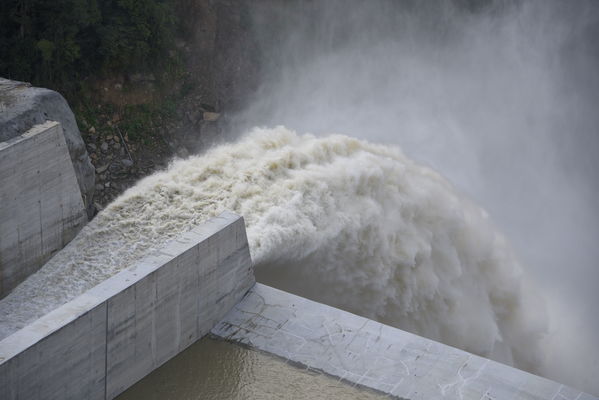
[0,127,546,375]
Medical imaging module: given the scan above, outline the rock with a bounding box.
[87,143,96,151]
[95,184,104,191]
[93,201,103,211]
[114,135,120,143]
[109,162,121,172]
[100,142,109,152]
[95,164,109,174]
[177,147,190,158]
[104,182,110,188]
[203,111,220,121]
[186,111,194,123]
[0,78,95,215]
[106,135,113,140]
[122,159,134,167]
[89,126,96,134]
[200,120,219,139]
[113,142,121,150]
[200,103,216,112]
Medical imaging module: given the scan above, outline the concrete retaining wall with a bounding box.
[0,121,87,298]
[0,211,254,400]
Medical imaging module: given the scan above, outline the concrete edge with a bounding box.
[0,120,60,151]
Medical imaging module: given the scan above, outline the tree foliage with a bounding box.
[0,0,177,92]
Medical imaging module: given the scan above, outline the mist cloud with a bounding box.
[231,0,599,393]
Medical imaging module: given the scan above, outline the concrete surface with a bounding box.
[0,211,254,400]
[212,284,599,400]
[0,121,87,298]
[0,78,95,213]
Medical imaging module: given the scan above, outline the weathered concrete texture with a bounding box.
[0,121,87,298]
[0,78,95,213]
[0,212,254,400]
[212,284,599,400]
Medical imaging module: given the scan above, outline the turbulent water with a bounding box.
[0,127,547,374]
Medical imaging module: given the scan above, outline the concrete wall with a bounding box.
[0,121,87,298]
[213,283,598,400]
[0,212,254,400]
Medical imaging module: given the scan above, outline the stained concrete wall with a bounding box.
[0,211,254,400]
[213,283,599,400]
[0,121,88,298]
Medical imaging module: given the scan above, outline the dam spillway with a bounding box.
[1,212,596,399]
[0,80,597,399]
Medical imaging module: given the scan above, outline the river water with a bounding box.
[118,336,387,400]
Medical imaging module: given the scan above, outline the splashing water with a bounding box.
[0,126,547,375]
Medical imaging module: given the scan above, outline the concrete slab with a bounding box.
[212,283,598,400]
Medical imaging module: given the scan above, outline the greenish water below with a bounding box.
[118,336,388,400]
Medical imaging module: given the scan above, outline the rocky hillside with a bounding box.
[80,0,263,211]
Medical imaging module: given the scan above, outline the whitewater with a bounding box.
[0,126,547,375]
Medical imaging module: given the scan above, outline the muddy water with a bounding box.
[118,337,388,400]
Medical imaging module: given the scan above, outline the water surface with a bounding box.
[118,336,389,400]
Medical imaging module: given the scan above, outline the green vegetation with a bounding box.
[0,0,192,144]
[75,95,177,147]
[0,0,179,92]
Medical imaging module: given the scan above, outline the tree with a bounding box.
[0,0,176,92]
